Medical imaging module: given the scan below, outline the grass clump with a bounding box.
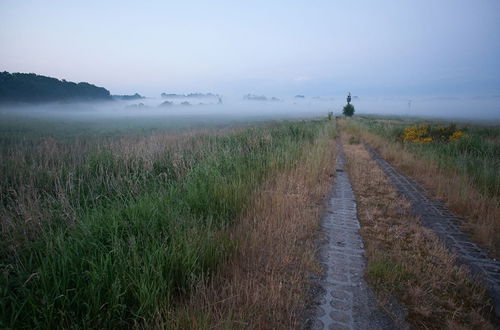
[367,256,413,292]
[348,135,360,144]
[0,115,333,328]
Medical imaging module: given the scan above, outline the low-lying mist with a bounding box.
[0,94,498,123]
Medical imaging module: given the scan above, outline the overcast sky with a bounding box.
[1,0,500,98]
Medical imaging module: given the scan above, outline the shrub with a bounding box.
[402,125,432,144]
[343,104,355,117]
[402,124,465,144]
[449,130,465,142]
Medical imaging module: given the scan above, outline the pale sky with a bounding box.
[1,0,500,97]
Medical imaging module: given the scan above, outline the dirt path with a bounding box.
[365,143,500,318]
[308,142,404,330]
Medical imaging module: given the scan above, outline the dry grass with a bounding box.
[342,132,494,329]
[156,128,337,329]
[343,123,500,257]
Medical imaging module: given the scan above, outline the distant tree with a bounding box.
[0,71,111,103]
[343,104,355,117]
[243,94,267,101]
[159,100,173,107]
[161,92,220,99]
[114,93,144,100]
[243,94,280,101]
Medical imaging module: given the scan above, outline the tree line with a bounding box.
[0,71,111,103]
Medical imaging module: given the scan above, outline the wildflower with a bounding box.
[402,125,431,144]
[449,130,465,142]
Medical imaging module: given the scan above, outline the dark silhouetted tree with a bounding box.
[343,104,355,117]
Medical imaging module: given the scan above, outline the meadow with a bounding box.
[0,112,336,328]
[2,111,497,329]
[344,116,500,255]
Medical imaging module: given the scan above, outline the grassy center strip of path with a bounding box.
[1,120,333,329]
[341,131,494,329]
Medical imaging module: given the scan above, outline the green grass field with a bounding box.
[0,113,335,328]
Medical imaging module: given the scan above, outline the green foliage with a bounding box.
[343,104,355,117]
[0,71,111,103]
[430,123,458,142]
[0,116,335,328]
[327,111,333,120]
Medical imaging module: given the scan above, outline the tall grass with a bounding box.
[0,115,331,328]
[162,121,337,329]
[352,117,500,198]
[342,136,493,328]
[344,117,500,255]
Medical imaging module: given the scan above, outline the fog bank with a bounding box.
[0,94,498,123]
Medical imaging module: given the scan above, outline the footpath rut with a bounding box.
[309,142,402,330]
[365,144,500,318]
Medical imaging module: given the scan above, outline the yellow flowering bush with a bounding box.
[402,124,465,144]
[449,130,465,142]
[402,125,432,144]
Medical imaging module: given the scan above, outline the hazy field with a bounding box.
[1,107,499,328]
[2,1,499,328]
[0,109,336,328]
